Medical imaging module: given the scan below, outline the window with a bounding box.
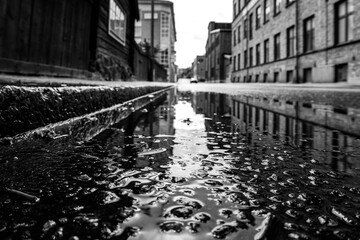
[249,47,253,67]
[287,26,295,57]
[303,16,314,52]
[233,30,237,46]
[237,53,241,70]
[238,0,242,12]
[244,50,248,67]
[335,64,348,82]
[144,12,158,19]
[286,70,293,82]
[264,39,269,63]
[249,13,253,40]
[161,49,169,65]
[303,68,312,83]
[274,33,281,60]
[264,73,268,82]
[256,43,261,65]
[274,72,279,82]
[237,25,241,43]
[161,13,170,38]
[255,74,260,82]
[287,0,296,6]
[234,2,237,18]
[233,55,237,71]
[264,0,270,23]
[256,6,262,29]
[335,0,354,44]
[109,0,126,45]
[274,0,282,15]
[244,18,248,39]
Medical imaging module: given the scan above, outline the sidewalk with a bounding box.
[0,74,175,88]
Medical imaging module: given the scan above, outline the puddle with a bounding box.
[1,89,360,239]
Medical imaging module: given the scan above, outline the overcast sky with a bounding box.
[169,0,232,68]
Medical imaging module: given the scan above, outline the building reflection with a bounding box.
[92,89,177,168]
[189,91,360,173]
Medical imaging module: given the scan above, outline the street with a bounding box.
[1,84,360,239]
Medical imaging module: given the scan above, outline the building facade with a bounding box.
[205,22,232,83]
[231,0,360,84]
[191,55,206,81]
[136,0,177,82]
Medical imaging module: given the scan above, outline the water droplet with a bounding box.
[159,221,184,233]
[194,212,211,223]
[211,223,237,239]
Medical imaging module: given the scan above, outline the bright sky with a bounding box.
[169,0,232,68]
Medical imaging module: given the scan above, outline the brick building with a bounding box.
[205,22,232,83]
[191,55,206,81]
[231,0,360,84]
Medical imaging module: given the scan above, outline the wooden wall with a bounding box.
[96,0,133,68]
[0,0,94,76]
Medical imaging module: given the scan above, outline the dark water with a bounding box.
[1,88,360,240]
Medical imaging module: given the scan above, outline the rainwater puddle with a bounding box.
[1,89,360,239]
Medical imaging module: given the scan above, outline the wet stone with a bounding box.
[3,89,360,240]
[187,221,201,233]
[168,206,194,219]
[159,221,184,233]
[194,212,212,223]
[211,223,238,239]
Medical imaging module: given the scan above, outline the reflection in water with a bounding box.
[228,93,360,173]
[1,89,360,239]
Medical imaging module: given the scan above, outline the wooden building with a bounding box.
[0,0,162,81]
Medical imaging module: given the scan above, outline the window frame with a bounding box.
[256,6,262,29]
[249,13,254,40]
[274,33,281,60]
[244,18,248,39]
[233,29,237,46]
[264,0,270,23]
[303,15,315,52]
[244,49,248,68]
[160,12,170,39]
[233,55,237,71]
[249,47,253,67]
[108,0,127,45]
[287,25,295,57]
[274,0,282,16]
[264,39,270,63]
[256,43,261,65]
[334,0,354,44]
[286,0,295,7]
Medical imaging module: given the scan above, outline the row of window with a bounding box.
[233,0,353,48]
[232,70,293,83]
[232,63,348,83]
[233,0,354,71]
[233,0,295,38]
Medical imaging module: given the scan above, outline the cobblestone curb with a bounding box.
[0,85,168,138]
